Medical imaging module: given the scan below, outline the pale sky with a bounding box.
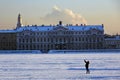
[0,0,119,34]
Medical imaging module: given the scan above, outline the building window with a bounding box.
[22,45,25,49]
[48,38,49,42]
[82,32,84,34]
[34,38,36,42]
[26,39,28,43]
[86,38,88,42]
[30,45,32,49]
[82,38,84,41]
[37,33,39,35]
[37,38,39,42]
[23,39,25,43]
[76,38,77,41]
[89,38,92,42]
[30,39,32,43]
[19,39,21,42]
[79,37,81,41]
[44,38,46,42]
[19,45,21,49]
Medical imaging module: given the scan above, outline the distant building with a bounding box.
[0,14,105,52]
[0,30,16,50]
[104,35,120,49]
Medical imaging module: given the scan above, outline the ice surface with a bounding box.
[0,53,120,80]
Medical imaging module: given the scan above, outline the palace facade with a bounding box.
[0,14,105,52]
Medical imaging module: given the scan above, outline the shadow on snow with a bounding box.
[68,68,120,71]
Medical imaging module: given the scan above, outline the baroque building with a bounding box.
[16,14,104,52]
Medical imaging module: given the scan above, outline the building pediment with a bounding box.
[21,29,32,33]
[20,30,33,36]
[89,28,102,35]
[53,26,68,31]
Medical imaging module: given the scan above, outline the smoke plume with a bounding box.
[40,6,87,25]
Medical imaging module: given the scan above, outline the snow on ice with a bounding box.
[0,53,120,80]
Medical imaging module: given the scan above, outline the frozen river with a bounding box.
[0,53,120,80]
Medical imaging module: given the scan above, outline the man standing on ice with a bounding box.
[84,59,90,74]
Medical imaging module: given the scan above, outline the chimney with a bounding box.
[59,21,62,26]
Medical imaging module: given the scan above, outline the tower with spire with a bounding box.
[17,13,22,28]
